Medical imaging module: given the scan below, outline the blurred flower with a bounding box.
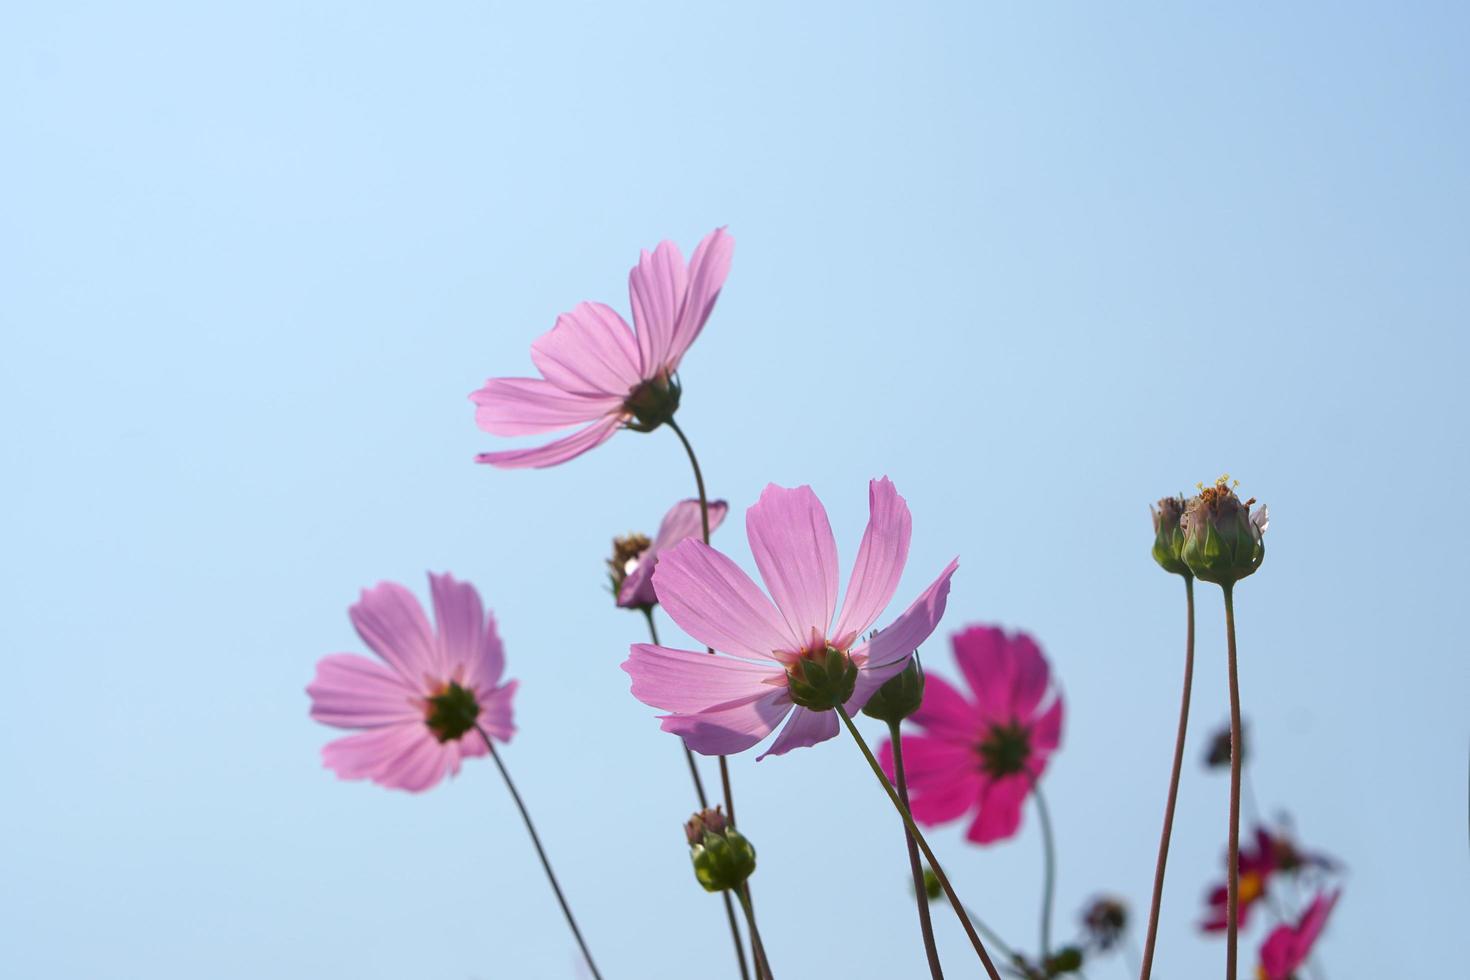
[1150,494,1190,577]
[622,478,958,759]
[685,805,757,892]
[1081,895,1129,951]
[470,228,733,468]
[1180,475,1268,584]
[610,498,729,609]
[879,625,1063,844]
[307,573,517,792]
[1202,826,1335,933]
[1203,721,1244,769]
[1257,890,1340,980]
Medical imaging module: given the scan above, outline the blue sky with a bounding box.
[2,2,1466,977]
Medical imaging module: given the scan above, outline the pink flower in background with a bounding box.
[622,479,958,760]
[613,498,730,609]
[879,626,1064,844]
[1202,825,1335,933]
[307,573,517,792]
[1257,890,1340,980]
[471,227,734,469]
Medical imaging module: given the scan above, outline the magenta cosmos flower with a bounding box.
[612,498,730,610]
[1257,890,1339,980]
[879,626,1064,844]
[470,227,734,469]
[307,573,517,792]
[1202,825,1335,933]
[622,479,958,760]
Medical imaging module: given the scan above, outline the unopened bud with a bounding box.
[1180,475,1267,585]
[685,806,755,893]
[1203,722,1244,769]
[921,867,942,902]
[1081,895,1128,951]
[861,657,925,723]
[1150,495,1190,577]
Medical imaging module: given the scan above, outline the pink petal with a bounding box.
[628,239,687,375]
[857,558,959,670]
[831,477,912,649]
[755,706,839,760]
[965,774,1030,844]
[349,582,439,687]
[616,555,660,609]
[1031,697,1064,751]
[429,572,482,678]
[650,498,729,553]
[909,673,981,742]
[650,539,795,660]
[666,227,734,369]
[953,626,1014,722]
[623,643,783,713]
[469,377,622,436]
[659,691,792,756]
[474,413,623,469]
[379,733,454,793]
[475,680,517,744]
[530,302,643,396]
[321,721,451,793]
[1006,632,1051,719]
[307,654,422,729]
[885,738,983,826]
[745,484,839,649]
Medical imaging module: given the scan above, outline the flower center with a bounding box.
[977,721,1031,778]
[623,374,682,432]
[786,645,858,711]
[424,681,480,743]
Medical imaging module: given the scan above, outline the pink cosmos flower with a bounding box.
[622,479,958,760]
[1202,825,1335,933]
[307,573,517,792]
[470,227,734,469]
[612,498,730,610]
[1256,890,1340,980]
[879,626,1064,844]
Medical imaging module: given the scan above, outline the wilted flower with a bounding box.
[609,499,729,609]
[471,228,734,468]
[1150,494,1190,577]
[1180,475,1268,584]
[622,478,958,759]
[1081,895,1129,951]
[879,626,1064,844]
[1202,826,1335,933]
[1257,890,1340,980]
[307,573,517,792]
[1203,721,1244,769]
[685,806,756,893]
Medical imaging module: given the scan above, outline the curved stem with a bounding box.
[888,720,945,979]
[478,728,603,980]
[1139,575,1195,979]
[1030,780,1057,961]
[837,708,1004,980]
[1223,583,1243,980]
[666,417,711,542]
[737,886,775,980]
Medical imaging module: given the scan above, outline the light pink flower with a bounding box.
[307,573,517,792]
[879,626,1064,844]
[1257,890,1340,980]
[470,227,734,469]
[622,478,959,760]
[614,498,730,609]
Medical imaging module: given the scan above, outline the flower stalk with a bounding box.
[887,718,945,979]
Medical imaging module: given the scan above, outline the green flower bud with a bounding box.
[1044,947,1084,975]
[685,807,756,893]
[786,646,858,710]
[1150,495,1190,577]
[1180,475,1268,585]
[921,866,943,902]
[861,657,925,723]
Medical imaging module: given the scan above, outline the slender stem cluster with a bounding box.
[887,720,945,979]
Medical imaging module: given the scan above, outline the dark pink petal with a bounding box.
[953,625,1015,722]
[859,558,959,670]
[1293,890,1340,963]
[755,706,839,760]
[530,302,643,396]
[965,774,1030,844]
[831,477,913,649]
[429,571,483,678]
[1007,632,1051,720]
[909,673,981,741]
[474,413,623,469]
[617,499,730,607]
[666,227,734,370]
[885,734,977,783]
[887,739,983,826]
[651,539,795,660]
[623,643,784,713]
[659,690,791,756]
[307,654,421,729]
[745,484,840,649]
[1031,697,1064,751]
[349,582,440,688]
[469,377,622,436]
[475,680,517,744]
[628,239,687,375]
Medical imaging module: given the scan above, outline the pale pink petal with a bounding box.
[1007,632,1051,719]
[378,734,454,793]
[530,302,643,396]
[307,654,422,729]
[651,539,795,660]
[628,240,687,375]
[755,706,839,760]
[966,775,1030,844]
[474,412,623,469]
[1031,697,1064,751]
[831,478,912,649]
[349,582,439,688]
[659,691,791,756]
[429,571,482,678]
[666,227,734,369]
[857,558,959,670]
[746,484,840,649]
[954,626,1015,722]
[469,377,622,436]
[474,680,517,744]
[623,643,783,713]
[321,722,427,782]
[909,673,981,742]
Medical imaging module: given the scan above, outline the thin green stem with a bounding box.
[478,728,603,980]
[737,886,775,980]
[1223,583,1243,980]
[1139,574,1195,980]
[837,707,1003,980]
[888,720,945,979]
[1030,780,1057,961]
[666,417,711,542]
